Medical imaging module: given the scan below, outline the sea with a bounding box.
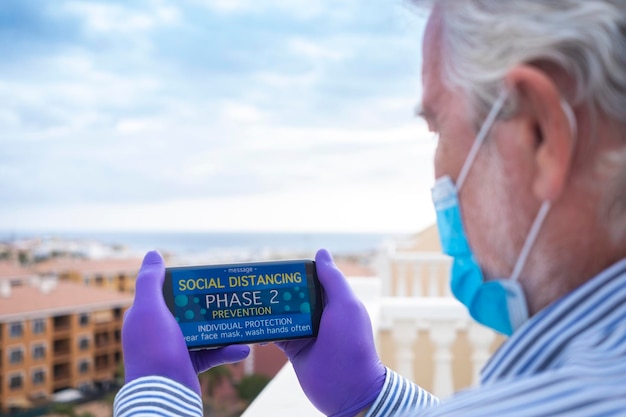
[1,230,410,263]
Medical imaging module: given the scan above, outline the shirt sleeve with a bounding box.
[113,376,203,417]
[365,369,439,417]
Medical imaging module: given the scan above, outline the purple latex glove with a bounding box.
[122,251,250,395]
[277,249,386,417]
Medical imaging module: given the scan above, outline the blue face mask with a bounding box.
[431,92,558,335]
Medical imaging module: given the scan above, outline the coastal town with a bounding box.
[0,238,227,416]
[0,235,377,417]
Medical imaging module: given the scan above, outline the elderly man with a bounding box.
[114,1,626,416]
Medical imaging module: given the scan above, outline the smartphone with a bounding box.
[163,259,323,349]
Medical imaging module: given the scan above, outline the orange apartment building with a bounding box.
[33,258,143,294]
[0,266,132,415]
[0,253,378,414]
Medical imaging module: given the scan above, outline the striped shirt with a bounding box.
[113,259,626,416]
[113,376,203,417]
[366,258,626,416]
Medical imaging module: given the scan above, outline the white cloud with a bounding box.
[0,50,164,139]
[1,179,436,234]
[252,70,320,90]
[197,0,250,14]
[287,38,349,61]
[62,0,180,33]
[115,117,164,134]
[1,0,433,233]
[195,0,330,19]
[219,101,267,125]
[0,109,21,128]
[0,118,437,233]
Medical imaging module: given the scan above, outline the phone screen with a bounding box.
[163,259,323,349]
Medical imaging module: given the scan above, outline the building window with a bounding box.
[78,360,90,374]
[9,347,24,364]
[32,369,46,385]
[9,322,23,338]
[32,319,46,334]
[32,343,46,360]
[79,313,89,327]
[78,337,90,350]
[53,315,70,331]
[95,354,110,371]
[95,331,110,347]
[53,363,70,380]
[9,374,23,390]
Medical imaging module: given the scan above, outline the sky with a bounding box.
[0,0,435,234]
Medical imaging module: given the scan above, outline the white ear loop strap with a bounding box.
[457,94,576,193]
[510,99,576,282]
[456,91,508,191]
[510,201,551,282]
[560,99,577,140]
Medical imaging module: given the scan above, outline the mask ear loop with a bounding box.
[510,201,551,282]
[456,91,509,191]
[510,99,577,282]
[560,99,578,141]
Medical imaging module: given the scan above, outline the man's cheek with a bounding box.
[433,141,451,179]
[434,134,470,181]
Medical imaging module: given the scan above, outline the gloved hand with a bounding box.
[122,251,250,395]
[277,249,386,417]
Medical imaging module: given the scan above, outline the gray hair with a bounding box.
[421,0,626,124]
[416,0,626,242]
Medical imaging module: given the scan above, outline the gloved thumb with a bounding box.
[191,345,251,374]
[315,249,357,305]
[133,251,166,307]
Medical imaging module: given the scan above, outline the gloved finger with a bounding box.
[274,339,310,360]
[132,251,166,308]
[315,249,357,304]
[190,345,251,374]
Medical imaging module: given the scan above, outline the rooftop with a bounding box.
[0,280,133,320]
[32,257,142,276]
[0,262,37,280]
[333,259,376,277]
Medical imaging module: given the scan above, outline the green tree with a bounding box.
[50,403,76,416]
[49,403,96,417]
[115,361,125,384]
[235,374,271,403]
[199,365,233,398]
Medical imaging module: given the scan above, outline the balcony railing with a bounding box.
[243,249,502,416]
[53,339,71,360]
[53,315,71,333]
[377,249,452,298]
[379,297,496,397]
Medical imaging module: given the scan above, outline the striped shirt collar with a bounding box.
[481,258,626,383]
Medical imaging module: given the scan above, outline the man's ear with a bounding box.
[504,66,577,202]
